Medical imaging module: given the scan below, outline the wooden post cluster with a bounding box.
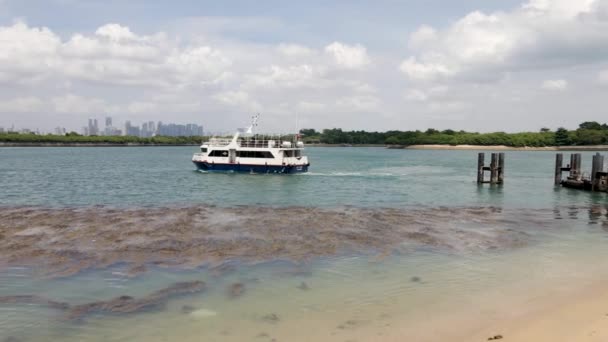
[556,153,607,193]
[477,152,504,185]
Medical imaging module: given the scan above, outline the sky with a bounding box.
[1,0,607,133]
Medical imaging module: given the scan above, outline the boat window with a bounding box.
[236,151,274,158]
[201,147,208,153]
[283,150,294,157]
[295,150,301,157]
[209,150,229,157]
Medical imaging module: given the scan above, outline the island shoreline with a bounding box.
[2,141,607,151]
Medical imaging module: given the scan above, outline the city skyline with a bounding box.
[0,116,204,137]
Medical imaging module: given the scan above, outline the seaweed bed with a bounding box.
[0,205,605,278]
[0,281,205,321]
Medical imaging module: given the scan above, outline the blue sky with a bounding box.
[1,0,522,47]
[1,0,607,133]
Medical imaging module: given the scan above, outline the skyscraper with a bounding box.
[124,121,132,136]
[88,118,99,136]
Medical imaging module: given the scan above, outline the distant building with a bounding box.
[103,116,121,136]
[124,120,141,136]
[124,121,131,136]
[157,122,203,137]
[0,127,4,133]
[87,118,99,136]
[141,121,156,137]
[54,127,66,135]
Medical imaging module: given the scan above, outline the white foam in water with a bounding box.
[189,308,218,319]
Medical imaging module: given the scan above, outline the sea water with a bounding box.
[0,147,607,341]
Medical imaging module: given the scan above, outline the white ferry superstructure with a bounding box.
[192,117,310,174]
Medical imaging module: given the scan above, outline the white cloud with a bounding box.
[52,94,106,113]
[296,101,326,113]
[404,89,429,102]
[400,0,608,83]
[325,42,371,69]
[598,69,608,85]
[213,91,262,111]
[0,21,60,83]
[246,64,326,89]
[541,79,568,90]
[0,97,45,113]
[0,21,376,131]
[2,1,607,133]
[408,25,437,49]
[335,95,380,111]
[0,21,229,88]
[277,43,314,57]
[399,57,454,81]
[404,86,449,102]
[95,23,138,42]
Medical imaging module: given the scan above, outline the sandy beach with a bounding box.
[467,280,608,342]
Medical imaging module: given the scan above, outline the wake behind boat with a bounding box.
[192,115,310,174]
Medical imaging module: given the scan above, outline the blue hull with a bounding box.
[193,161,309,174]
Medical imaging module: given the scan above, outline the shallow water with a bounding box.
[0,146,605,208]
[0,147,607,341]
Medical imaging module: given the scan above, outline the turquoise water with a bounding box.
[0,146,605,208]
[1,147,607,341]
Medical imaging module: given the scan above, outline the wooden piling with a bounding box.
[490,153,499,184]
[498,153,505,184]
[592,153,605,191]
[592,153,599,182]
[575,153,582,178]
[569,153,582,179]
[477,153,485,184]
[555,153,563,185]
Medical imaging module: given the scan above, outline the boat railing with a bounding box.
[207,138,232,147]
[238,139,276,148]
[238,136,304,149]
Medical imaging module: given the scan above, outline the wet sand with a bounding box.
[474,283,608,342]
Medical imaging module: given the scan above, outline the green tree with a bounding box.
[555,127,570,146]
[579,121,602,130]
[299,128,317,136]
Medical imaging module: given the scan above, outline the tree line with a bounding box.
[299,121,608,147]
[2,121,607,147]
[0,132,204,145]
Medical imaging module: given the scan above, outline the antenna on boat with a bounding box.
[246,113,260,135]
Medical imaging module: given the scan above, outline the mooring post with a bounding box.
[555,153,563,185]
[569,153,575,178]
[498,153,505,184]
[477,153,485,184]
[570,153,581,179]
[592,153,605,191]
[576,153,583,179]
[490,153,499,184]
[592,153,599,184]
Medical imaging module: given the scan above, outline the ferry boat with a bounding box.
[192,115,310,174]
